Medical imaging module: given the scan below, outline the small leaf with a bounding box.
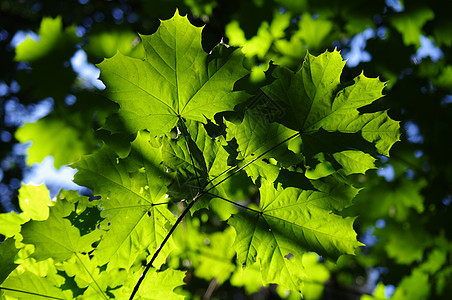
[16,115,98,167]
[333,150,377,175]
[15,16,78,62]
[18,184,52,221]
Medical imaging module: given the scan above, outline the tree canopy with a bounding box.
[0,0,451,299]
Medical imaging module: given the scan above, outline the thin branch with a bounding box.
[206,192,260,213]
[130,131,301,299]
[203,278,218,300]
[129,192,200,300]
[152,201,173,206]
[205,165,236,187]
[0,287,66,300]
[203,132,301,194]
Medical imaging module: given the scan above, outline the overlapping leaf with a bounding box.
[21,199,96,262]
[225,109,300,183]
[1,270,71,300]
[7,11,402,299]
[229,178,360,291]
[73,131,176,269]
[111,268,186,299]
[0,239,19,285]
[261,49,400,157]
[162,120,231,210]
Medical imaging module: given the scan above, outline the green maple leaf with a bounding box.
[225,109,301,183]
[61,253,111,298]
[229,178,361,292]
[261,49,400,157]
[384,224,431,265]
[112,268,186,299]
[390,7,434,47]
[1,270,71,300]
[161,120,231,210]
[98,10,249,135]
[15,16,78,62]
[226,12,291,60]
[0,184,53,238]
[0,239,19,285]
[391,269,430,300]
[62,253,101,289]
[21,199,96,262]
[172,217,236,284]
[18,184,52,221]
[420,248,447,275]
[332,150,377,176]
[73,131,176,269]
[16,114,98,168]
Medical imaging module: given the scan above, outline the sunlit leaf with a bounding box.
[111,268,186,299]
[73,132,176,269]
[16,114,98,168]
[1,270,71,300]
[15,16,78,62]
[98,10,249,135]
[18,184,51,221]
[229,178,361,291]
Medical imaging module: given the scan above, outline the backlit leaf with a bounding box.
[73,132,176,269]
[98,10,249,135]
[229,178,361,291]
[1,270,71,300]
[261,50,400,157]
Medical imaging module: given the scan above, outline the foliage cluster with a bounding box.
[0,0,451,299]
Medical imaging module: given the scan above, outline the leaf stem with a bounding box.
[206,192,260,213]
[205,165,236,187]
[130,131,301,299]
[203,132,301,193]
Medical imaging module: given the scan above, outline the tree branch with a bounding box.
[130,131,301,299]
